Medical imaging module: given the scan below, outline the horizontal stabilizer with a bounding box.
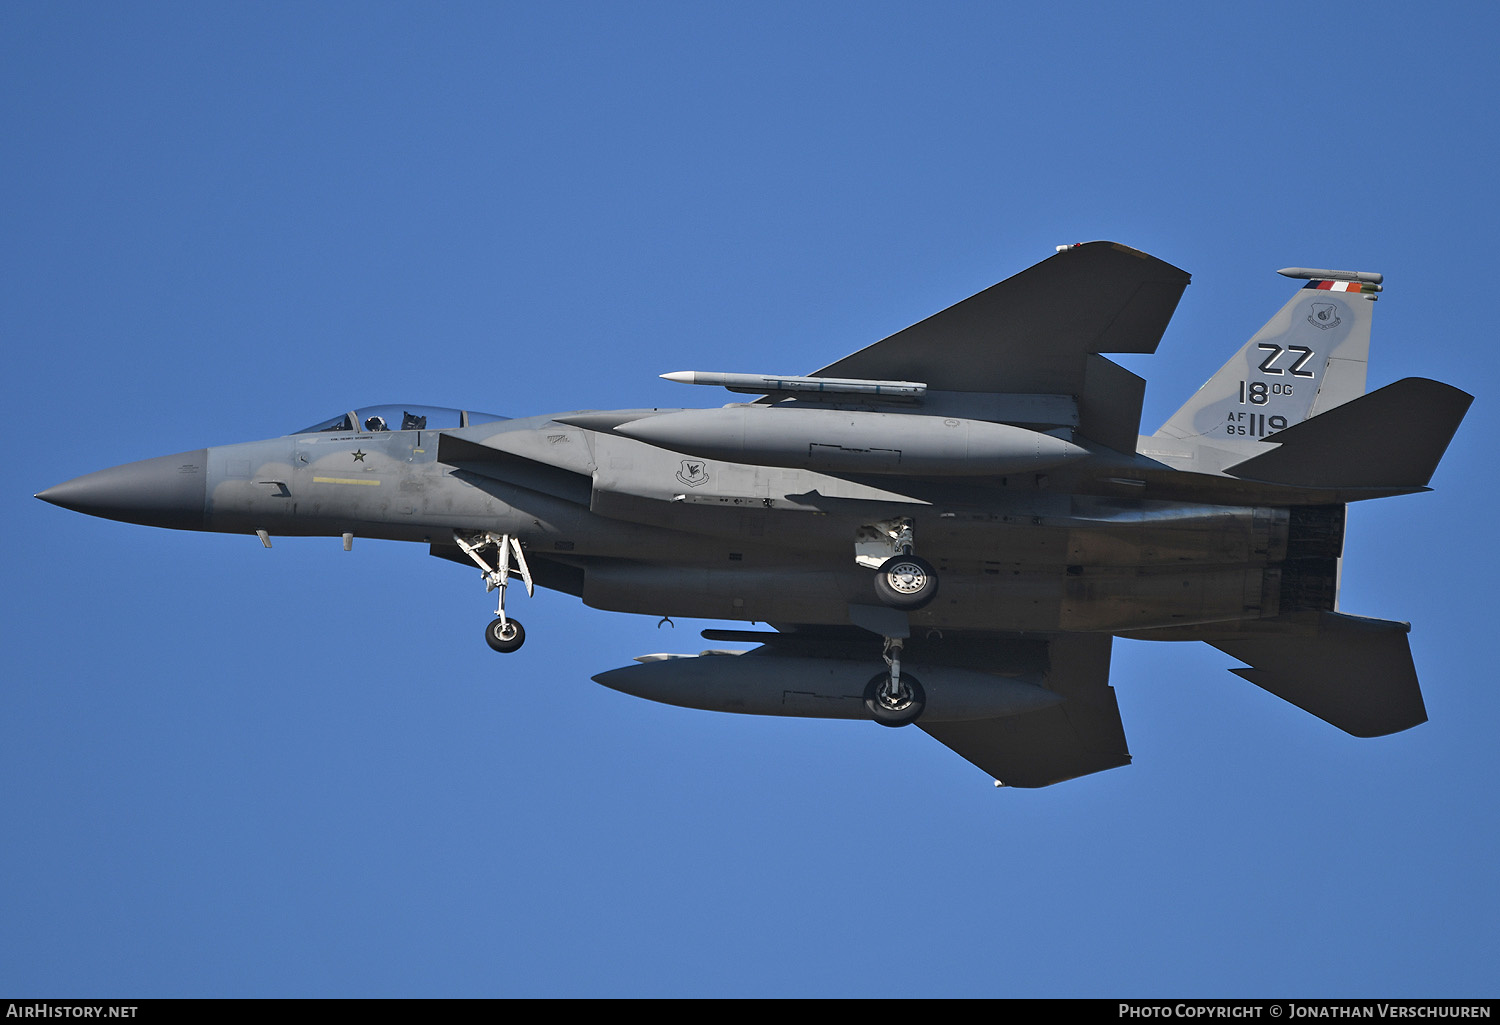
[1225,378,1472,490]
[1210,613,1426,737]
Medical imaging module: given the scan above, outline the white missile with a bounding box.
[1276,267,1384,285]
[661,370,926,398]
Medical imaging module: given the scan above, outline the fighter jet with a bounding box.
[36,242,1472,787]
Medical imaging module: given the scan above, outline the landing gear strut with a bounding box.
[454,530,534,653]
[864,636,925,727]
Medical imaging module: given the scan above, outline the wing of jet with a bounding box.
[804,241,1191,452]
[593,627,1128,788]
[810,241,1189,392]
[916,634,1129,788]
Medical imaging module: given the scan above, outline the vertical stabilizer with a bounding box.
[1155,271,1380,443]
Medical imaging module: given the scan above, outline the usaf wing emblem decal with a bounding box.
[676,459,710,487]
[1308,302,1341,330]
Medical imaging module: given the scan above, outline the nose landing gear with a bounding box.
[454,530,534,653]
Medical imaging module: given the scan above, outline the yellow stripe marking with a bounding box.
[313,476,381,486]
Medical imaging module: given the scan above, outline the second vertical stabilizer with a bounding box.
[1155,271,1380,444]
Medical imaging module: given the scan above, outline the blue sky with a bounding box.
[4,2,1498,997]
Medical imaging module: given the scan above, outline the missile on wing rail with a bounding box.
[1277,267,1384,285]
[611,406,1089,476]
[661,370,926,398]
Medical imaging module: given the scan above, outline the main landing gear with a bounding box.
[454,530,533,654]
[873,554,938,610]
[856,517,938,611]
[851,517,936,726]
[865,636,925,727]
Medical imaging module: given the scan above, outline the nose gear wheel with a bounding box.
[485,617,526,653]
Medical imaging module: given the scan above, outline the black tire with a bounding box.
[864,672,925,728]
[484,618,526,653]
[873,554,938,610]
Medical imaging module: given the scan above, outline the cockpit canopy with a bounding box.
[294,404,509,435]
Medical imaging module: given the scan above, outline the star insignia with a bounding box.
[352,449,366,462]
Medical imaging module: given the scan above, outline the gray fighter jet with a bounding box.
[36,242,1472,787]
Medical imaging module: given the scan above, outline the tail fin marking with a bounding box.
[1155,278,1377,444]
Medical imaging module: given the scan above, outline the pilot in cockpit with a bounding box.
[364,415,389,432]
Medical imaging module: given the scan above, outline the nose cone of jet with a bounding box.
[36,449,209,530]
